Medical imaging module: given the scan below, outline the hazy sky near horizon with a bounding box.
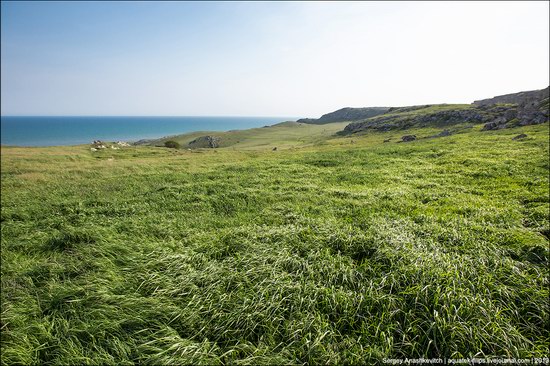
[1,1,549,117]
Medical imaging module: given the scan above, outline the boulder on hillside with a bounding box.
[91,140,107,149]
[427,130,452,138]
[188,135,221,149]
[512,134,528,140]
[482,122,499,131]
[401,135,417,142]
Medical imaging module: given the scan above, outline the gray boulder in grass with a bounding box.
[512,134,528,140]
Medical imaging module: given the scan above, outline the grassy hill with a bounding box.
[143,121,350,150]
[343,103,504,133]
[1,120,548,364]
[296,107,390,124]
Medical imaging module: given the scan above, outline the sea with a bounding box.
[0,116,295,147]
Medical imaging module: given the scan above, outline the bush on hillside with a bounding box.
[164,140,180,149]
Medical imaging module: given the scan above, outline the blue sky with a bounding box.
[1,1,549,117]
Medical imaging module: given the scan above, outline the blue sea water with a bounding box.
[0,116,295,147]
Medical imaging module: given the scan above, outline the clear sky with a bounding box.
[1,1,549,117]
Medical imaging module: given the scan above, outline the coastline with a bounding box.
[0,116,296,147]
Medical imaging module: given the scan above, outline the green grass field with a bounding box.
[1,122,549,364]
[149,121,351,150]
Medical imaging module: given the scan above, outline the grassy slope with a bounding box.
[343,104,484,131]
[380,104,475,117]
[1,123,549,364]
[149,121,350,150]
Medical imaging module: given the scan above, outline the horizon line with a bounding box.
[0,115,301,118]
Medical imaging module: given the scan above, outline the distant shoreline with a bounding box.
[0,116,296,147]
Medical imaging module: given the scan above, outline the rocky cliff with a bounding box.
[476,86,549,130]
[342,86,549,134]
[343,105,495,134]
[473,87,549,107]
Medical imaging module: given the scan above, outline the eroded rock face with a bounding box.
[482,112,515,131]
[477,87,549,129]
[504,109,517,121]
[517,109,548,126]
[473,87,549,107]
[188,135,221,148]
[481,98,549,130]
[344,108,492,134]
[341,87,548,135]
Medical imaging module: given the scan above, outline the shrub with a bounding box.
[164,140,180,149]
